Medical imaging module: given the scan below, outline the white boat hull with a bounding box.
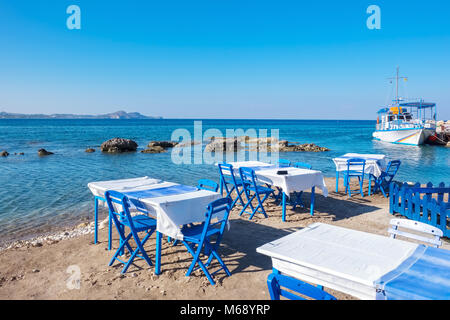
[372,128,434,145]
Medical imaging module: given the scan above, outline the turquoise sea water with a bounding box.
[0,119,449,243]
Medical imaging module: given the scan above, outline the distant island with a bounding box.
[0,110,162,119]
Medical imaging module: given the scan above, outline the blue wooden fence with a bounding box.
[390,182,450,238]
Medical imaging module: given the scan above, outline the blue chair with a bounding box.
[197,179,219,192]
[239,167,275,220]
[343,158,366,197]
[372,160,401,197]
[181,197,232,285]
[278,159,291,167]
[104,190,157,274]
[267,272,337,300]
[218,163,248,209]
[293,162,312,170]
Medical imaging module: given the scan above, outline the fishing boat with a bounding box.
[372,68,437,146]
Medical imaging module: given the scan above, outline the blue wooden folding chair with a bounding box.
[342,158,366,197]
[372,160,401,197]
[278,159,291,167]
[218,163,248,209]
[104,190,157,274]
[239,167,275,220]
[181,197,232,285]
[267,272,337,300]
[197,179,219,192]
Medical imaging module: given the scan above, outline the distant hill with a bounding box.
[0,110,162,119]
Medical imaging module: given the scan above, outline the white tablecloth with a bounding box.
[333,153,387,178]
[221,161,328,197]
[256,223,418,300]
[88,177,222,240]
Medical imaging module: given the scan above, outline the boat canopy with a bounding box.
[398,102,436,109]
[378,101,436,114]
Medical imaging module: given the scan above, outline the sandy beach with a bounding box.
[0,177,448,300]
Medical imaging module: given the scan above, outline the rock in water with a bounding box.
[0,151,9,157]
[38,149,54,156]
[100,138,138,153]
[147,141,178,149]
[85,148,95,153]
[141,146,166,153]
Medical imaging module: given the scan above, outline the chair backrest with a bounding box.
[104,190,135,230]
[381,160,401,182]
[346,158,366,175]
[218,163,240,193]
[293,162,312,170]
[267,273,337,300]
[278,159,291,167]
[197,179,219,192]
[239,167,259,191]
[388,218,443,248]
[201,197,232,237]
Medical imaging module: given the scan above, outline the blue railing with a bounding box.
[390,182,450,238]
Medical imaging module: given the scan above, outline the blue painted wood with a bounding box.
[389,181,450,238]
[104,190,157,274]
[181,197,232,285]
[267,271,337,300]
[342,158,366,198]
[239,167,274,220]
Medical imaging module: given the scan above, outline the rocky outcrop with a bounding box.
[38,149,54,156]
[1,151,9,157]
[204,137,243,152]
[140,140,178,154]
[278,141,330,152]
[100,138,138,153]
[147,141,178,149]
[85,148,95,153]
[141,146,166,153]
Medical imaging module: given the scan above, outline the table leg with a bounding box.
[335,171,339,193]
[155,231,162,275]
[108,209,112,250]
[94,197,99,244]
[282,192,286,222]
[310,187,315,216]
[368,174,372,196]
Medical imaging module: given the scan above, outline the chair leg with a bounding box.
[310,187,315,216]
[282,192,286,222]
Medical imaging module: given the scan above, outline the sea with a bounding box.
[0,119,449,244]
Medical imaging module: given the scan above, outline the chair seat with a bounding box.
[224,178,248,186]
[182,224,221,243]
[342,170,364,176]
[247,185,274,194]
[120,215,157,232]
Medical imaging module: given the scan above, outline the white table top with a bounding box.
[256,223,418,300]
[219,161,328,196]
[333,153,387,177]
[88,177,222,240]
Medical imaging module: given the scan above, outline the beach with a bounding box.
[1,176,448,300]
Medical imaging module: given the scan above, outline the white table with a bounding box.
[332,153,387,194]
[88,176,222,275]
[218,161,328,220]
[256,223,419,300]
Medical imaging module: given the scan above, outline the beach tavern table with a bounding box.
[217,161,328,221]
[332,153,387,195]
[87,176,222,275]
[256,223,450,300]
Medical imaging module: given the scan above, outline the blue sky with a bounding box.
[0,1,449,119]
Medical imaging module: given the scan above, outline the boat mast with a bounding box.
[388,66,408,103]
